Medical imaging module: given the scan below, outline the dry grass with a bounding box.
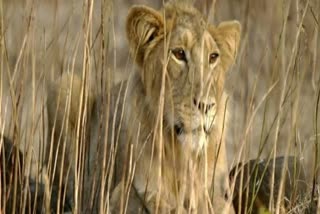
[0,0,319,213]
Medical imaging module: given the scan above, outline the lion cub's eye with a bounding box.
[171,48,187,62]
[209,52,219,64]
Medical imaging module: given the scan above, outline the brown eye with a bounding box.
[171,48,187,62]
[209,52,219,64]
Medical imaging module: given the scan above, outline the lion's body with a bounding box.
[109,73,229,213]
[47,1,240,213]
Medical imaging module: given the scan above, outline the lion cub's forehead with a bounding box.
[163,2,217,50]
[171,28,217,51]
[164,2,206,29]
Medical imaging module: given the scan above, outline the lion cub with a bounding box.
[48,1,240,213]
[109,1,240,213]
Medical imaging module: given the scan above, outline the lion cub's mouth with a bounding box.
[174,123,184,135]
[173,122,210,151]
[174,122,211,136]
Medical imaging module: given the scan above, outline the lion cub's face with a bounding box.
[127,2,240,151]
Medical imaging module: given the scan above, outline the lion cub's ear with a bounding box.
[126,6,163,67]
[210,21,241,69]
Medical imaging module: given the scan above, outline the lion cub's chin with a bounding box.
[177,129,207,153]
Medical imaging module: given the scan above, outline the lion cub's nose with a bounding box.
[193,98,215,114]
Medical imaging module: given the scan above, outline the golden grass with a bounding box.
[0,0,319,213]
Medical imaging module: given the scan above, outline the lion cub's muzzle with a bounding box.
[174,97,217,151]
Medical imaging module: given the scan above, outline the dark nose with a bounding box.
[193,98,215,114]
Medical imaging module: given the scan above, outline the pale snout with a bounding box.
[174,96,217,151]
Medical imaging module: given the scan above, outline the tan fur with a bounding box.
[47,1,240,213]
[111,1,240,213]
[46,72,94,198]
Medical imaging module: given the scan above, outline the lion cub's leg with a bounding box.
[110,180,187,214]
[213,142,231,198]
[110,182,151,214]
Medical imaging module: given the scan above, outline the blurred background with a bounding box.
[1,0,319,186]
